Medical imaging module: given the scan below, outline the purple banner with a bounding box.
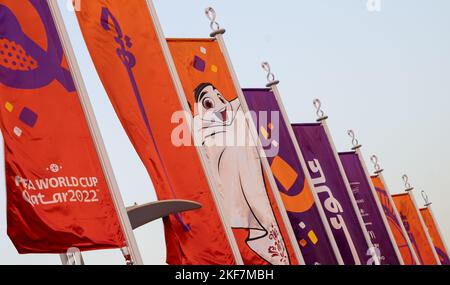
[339,152,401,265]
[292,123,371,265]
[243,88,337,265]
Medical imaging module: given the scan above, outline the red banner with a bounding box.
[0,0,125,253]
[76,0,237,264]
[392,193,438,265]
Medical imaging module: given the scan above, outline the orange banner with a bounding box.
[167,38,299,265]
[420,207,450,265]
[392,193,438,265]
[371,176,417,264]
[76,0,236,264]
[0,0,125,253]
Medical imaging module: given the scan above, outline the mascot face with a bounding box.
[195,83,232,125]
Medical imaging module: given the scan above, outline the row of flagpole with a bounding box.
[51,0,449,265]
[209,12,315,265]
[369,157,420,265]
[201,4,446,265]
[260,63,344,265]
[350,132,405,264]
[403,175,441,264]
[312,99,380,265]
[1,0,447,265]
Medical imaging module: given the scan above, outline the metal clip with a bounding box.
[205,7,226,37]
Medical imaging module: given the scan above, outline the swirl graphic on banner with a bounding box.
[0,0,75,91]
[99,7,189,231]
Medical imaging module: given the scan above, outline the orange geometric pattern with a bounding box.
[271,155,298,191]
[0,38,38,71]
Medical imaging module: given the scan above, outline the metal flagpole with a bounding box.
[257,62,343,264]
[48,1,143,265]
[421,190,450,258]
[60,248,85,265]
[402,175,441,265]
[203,8,307,265]
[369,156,420,265]
[308,99,380,265]
[145,0,244,264]
[348,131,405,265]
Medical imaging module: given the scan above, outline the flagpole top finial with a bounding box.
[421,190,432,207]
[261,62,279,87]
[313,99,328,122]
[402,174,414,192]
[205,7,226,37]
[370,155,384,174]
[347,130,362,150]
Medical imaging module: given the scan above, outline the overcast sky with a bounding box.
[1,0,449,265]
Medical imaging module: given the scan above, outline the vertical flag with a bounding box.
[242,88,351,265]
[167,40,303,265]
[371,175,419,265]
[291,122,374,265]
[76,0,239,264]
[392,193,440,265]
[339,152,402,264]
[0,0,126,253]
[420,207,450,265]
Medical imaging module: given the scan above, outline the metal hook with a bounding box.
[402,174,414,192]
[205,7,225,37]
[205,7,219,30]
[313,99,328,122]
[370,155,383,174]
[347,130,362,150]
[421,190,432,206]
[262,62,275,83]
[261,62,279,87]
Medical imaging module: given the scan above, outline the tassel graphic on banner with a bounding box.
[392,176,441,265]
[419,191,450,265]
[369,156,420,265]
[339,132,403,265]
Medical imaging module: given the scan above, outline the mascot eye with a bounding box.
[202,98,214,110]
[218,94,226,104]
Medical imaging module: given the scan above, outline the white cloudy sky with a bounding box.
[1,0,449,264]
